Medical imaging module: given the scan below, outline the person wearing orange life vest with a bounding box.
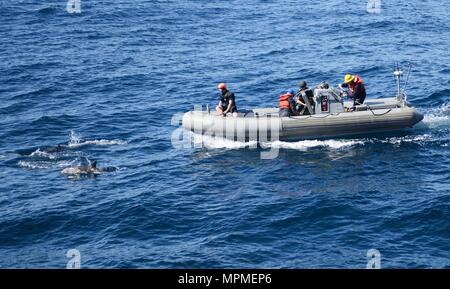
[279,90,297,117]
[216,83,237,117]
[339,74,366,107]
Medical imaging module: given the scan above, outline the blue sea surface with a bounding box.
[1,0,449,268]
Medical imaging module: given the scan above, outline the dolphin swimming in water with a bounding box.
[17,144,66,156]
[62,160,116,177]
[62,160,101,175]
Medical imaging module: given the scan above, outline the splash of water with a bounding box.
[18,159,75,170]
[29,148,57,159]
[191,133,257,149]
[18,160,50,169]
[187,132,440,152]
[67,131,127,148]
[67,139,128,148]
[380,134,433,145]
[264,139,364,151]
[422,102,450,127]
[187,130,362,151]
[69,130,82,146]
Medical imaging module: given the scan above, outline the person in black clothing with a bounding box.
[294,80,315,115]
[216,83,237,116]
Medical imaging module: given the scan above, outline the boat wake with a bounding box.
[187,132,364,152]
[421,101,450,128]
[264,139,364,151]
[190,133,258,149]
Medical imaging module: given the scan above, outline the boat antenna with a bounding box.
[393,63,404,104]
[402,62,412,97]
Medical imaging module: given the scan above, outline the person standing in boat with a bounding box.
[216,83,237,117]
[294,80,315,115]
[339,74,366,107]
[279,90,297,117]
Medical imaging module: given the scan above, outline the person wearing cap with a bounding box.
[338,74,366,107]
[216,83,237,116]
[294,80,315,115]
[279,90,297,117]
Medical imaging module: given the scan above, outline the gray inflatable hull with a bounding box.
[182,98,424,141]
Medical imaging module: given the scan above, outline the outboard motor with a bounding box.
[313,84,344,114]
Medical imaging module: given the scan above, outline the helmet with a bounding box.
[344,74,355,84]
[218,83,227,90]
[299,80,307,88]
[289,90,296,96]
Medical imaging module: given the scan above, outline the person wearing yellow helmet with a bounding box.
[339,74,366,107]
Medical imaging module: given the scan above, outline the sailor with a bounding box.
[216,83,237,117]
[294,80,315,115]
[279,90,296,117]
[339,74,366,107]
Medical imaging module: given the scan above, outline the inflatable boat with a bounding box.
[182,68,424,142]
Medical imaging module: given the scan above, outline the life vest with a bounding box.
[279,93,292,109]
[348,76,365,95]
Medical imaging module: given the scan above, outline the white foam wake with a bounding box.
[18,160,49,169]
[191,133,257,149]
[264,139,364,151]
[422,102,450,127]
[380,134,433,145]
[67,131,127,148]
[18,160,74,170]
[186,131,362,151]
[29,148,57,159]
[185,130,440,152]
[68,139,128,148]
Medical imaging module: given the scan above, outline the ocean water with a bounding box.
[1,0,449,268]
